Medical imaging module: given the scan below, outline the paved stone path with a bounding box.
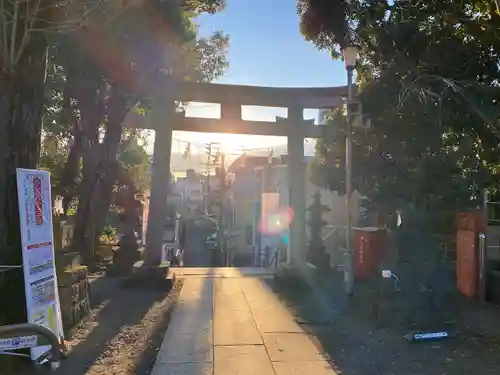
[150,267,337,375]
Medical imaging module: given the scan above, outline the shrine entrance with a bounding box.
[123,82,348,267]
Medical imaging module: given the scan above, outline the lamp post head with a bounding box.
[342,45,360,70]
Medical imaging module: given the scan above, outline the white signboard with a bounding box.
[16,169,64,361]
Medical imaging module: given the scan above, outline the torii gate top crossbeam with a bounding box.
[175,82,350,108]
[124,83,352,137]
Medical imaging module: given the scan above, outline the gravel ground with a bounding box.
[1,274,182,375]
[268,276,500,375]
[50,274,182,375]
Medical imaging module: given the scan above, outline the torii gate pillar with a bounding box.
[285,107,307,266]
[143,94,174,265]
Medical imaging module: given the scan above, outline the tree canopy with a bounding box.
[38,0,230,266]
[301,0,500,225]
[1,0,230,326]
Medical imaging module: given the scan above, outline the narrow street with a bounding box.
[182,226,212,267]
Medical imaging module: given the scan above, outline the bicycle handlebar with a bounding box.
[0,323,63,370]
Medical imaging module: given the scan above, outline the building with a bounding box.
[228,153,363,267]
[318,109,328,125]
[227,155,271,260]
[174,169,204,212]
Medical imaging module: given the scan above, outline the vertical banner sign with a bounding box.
[16,169,64,361]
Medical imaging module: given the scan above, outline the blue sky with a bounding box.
[171,0,348,156]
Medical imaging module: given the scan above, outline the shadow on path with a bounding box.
[147,267,215,375]
[52,276,180,375]
[267,273,500,375]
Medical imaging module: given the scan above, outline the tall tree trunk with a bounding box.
[0,36,47,325]
[72,161,99,266]
[60,73,82,215]
[93,90,129,243]
[93,162,119,252]
[70,75,106,266]
[71,85,129,266]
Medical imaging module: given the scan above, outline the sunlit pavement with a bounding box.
[150,267,337,375]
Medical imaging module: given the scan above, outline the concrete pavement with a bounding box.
[150,267,337,375]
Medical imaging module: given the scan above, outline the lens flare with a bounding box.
[259,207,294,235]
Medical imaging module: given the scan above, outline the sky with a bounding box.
[165,0,349,157]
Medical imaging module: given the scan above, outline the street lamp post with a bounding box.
[343,45,360,296]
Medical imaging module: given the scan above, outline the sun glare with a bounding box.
[176,102,292,153]
[146,102,319,155]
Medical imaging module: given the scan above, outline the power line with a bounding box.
[172,137,289,153]
[185,103,220,109]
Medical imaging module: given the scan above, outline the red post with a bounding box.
[456,229,478,298]
[354,227,387,280]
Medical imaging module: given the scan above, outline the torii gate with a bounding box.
[123,82,348,267]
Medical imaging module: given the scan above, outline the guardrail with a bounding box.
[322,226,339,241]
[267,248,279,268]
[0,323,63,370]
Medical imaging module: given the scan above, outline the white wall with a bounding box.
[262,164,362,224]
[230,162,364,266]
[259,164,363,266]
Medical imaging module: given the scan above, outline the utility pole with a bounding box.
[342,45,360,296]
[266,148,273,192]
[183,142,191,160]
[218,154,226,265]
[204,143,212,213]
